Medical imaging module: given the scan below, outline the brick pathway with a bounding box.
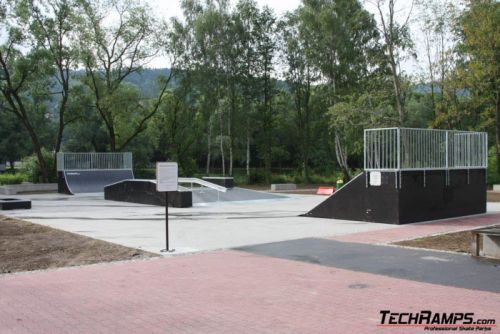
[1,213,499,333]
[0,251,499,334]
[331,212,500,244]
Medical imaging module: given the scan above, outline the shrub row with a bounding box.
[0,173,26,185]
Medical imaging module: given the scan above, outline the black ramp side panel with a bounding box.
[398,169,487,224]
[302,172,399,224]
[64,170,134,194]
[104,179,192,208]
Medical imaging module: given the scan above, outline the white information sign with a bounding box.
[156,162,178,192]
[369,171,382,186]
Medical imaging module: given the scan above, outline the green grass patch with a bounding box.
[0,173,26,185]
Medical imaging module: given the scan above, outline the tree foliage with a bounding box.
[0,0,499,183]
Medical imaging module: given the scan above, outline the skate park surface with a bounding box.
[4,191,500,255]
[4,192,395,254]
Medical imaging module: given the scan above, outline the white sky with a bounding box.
[145,0,432,75]
[146,0,302,18]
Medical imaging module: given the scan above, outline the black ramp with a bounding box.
[64,170,134,194]
[104,179,284,207]
[303,170,486,224]
[303,172,399,223]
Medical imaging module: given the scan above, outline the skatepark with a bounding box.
[2,128,500,334]
[4,128,498,255]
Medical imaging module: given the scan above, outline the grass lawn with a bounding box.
[0,215,158,274]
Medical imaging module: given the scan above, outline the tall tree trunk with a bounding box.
[53,88,68,174]
[228,85,235,176]
[109,126,117,152]
[389,57,405,126]
[206,118,212,175]
[246,116,251,177]
[219,109,225,176]
[334,131,350,182]
[304,109,310,181]
[20,116,49,182]
[496,96,500,174]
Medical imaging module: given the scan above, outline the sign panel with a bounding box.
[369,171,382,186]
[156,162,178,192]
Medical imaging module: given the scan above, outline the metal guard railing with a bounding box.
[57,152,133,171]
[364,128,488,171]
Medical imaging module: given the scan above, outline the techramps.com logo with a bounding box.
[377,310,496,331]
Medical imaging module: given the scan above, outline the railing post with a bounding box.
[397,128,401,171]
[445,131,449,170]
[363,129,367,170]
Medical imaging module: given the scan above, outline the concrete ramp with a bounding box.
[62,170,134,194]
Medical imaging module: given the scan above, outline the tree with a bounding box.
[298,0,379,180]
[150,73,201,175]
[254,6,278,183]
[418,0,458,121]
[0,2,56,182]
[78,0,173,151]
[177,0,227,174]
[0,110,31,167]
[456,0,500,172]
[370,0,414,126]
[280,11,318,180]
[234,0,260,177]
[22,0,82,168]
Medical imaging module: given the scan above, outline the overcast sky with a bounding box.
[145,0,426,74]
[147,0,302,18]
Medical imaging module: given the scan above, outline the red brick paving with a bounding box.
[1,251,499,334]
[330,213,500,244]
[2,213,500,333]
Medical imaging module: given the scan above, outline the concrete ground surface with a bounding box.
[1,193,500,333]
[4,192,401,254]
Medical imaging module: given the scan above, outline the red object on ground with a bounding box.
[316,186,335,195]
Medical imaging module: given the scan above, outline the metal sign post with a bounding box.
[156,162,178,253]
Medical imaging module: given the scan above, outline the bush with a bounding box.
[248,170,266,184]
[134,168,155,179]
[487,151,500,185]
[20,149,56,183]
[270,174,291,184]
[0,173,26,185]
